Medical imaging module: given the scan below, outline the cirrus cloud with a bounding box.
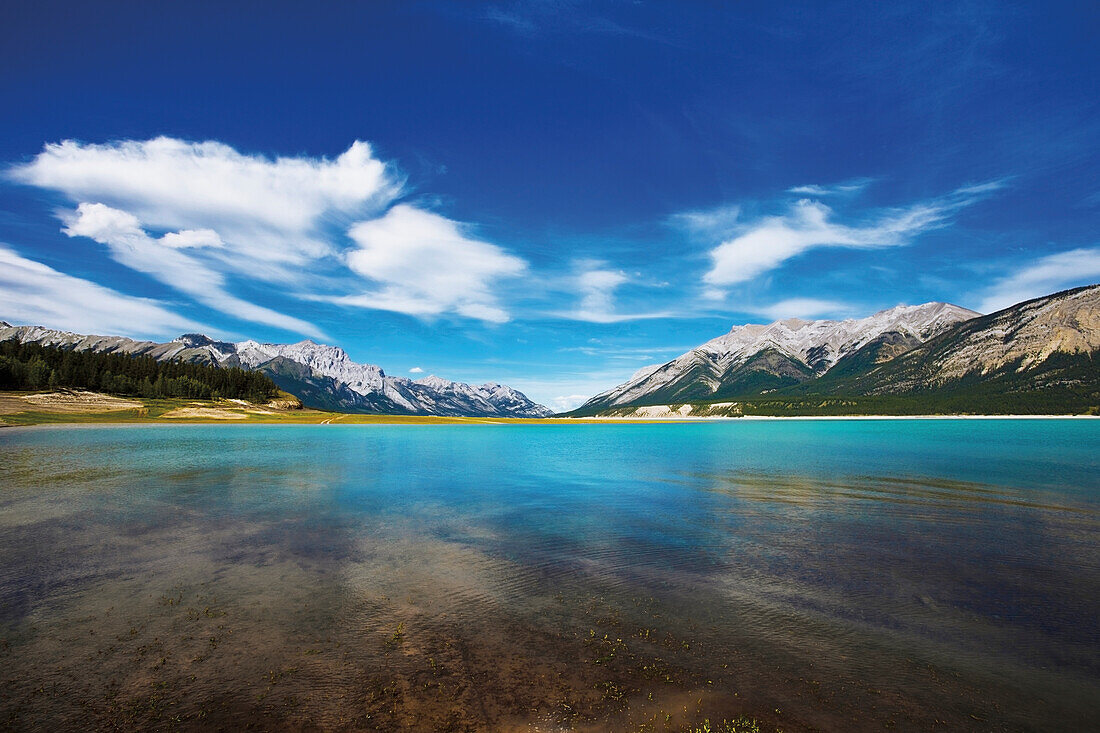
[550,261,674,323]
[0,244,204,338]
[701,181,1004,294]
[751,298,851,320]
[62,202,325,338]
[977,247,1100,313]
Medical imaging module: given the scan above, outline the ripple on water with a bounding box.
[1,422,1098,730]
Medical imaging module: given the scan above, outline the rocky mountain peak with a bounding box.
[174,333,238,352]
[414,375,453,390]
[0,322,551,418]
[582,299,981,410]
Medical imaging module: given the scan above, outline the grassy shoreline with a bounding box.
[0,390,558,426]
[2,389,1097,427]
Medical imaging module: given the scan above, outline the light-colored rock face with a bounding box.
[0,325,231,364]
[235,339,388,396]
[0,325,551,417]
[588,301,979,407]
[404,376,553,417]
[698,302,978,368]
[600,402,743,418]
[922,286,1100,382]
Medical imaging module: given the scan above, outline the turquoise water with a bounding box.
[1,420,1098,730]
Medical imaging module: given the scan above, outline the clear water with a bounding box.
[1,421,1097,731]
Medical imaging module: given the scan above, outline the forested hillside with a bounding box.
[0,339,278,402]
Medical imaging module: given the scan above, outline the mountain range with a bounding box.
[575,285,1100,415]
[3,284,1097,417]
[0,325,552,418]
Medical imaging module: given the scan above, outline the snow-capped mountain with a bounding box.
[580,301,979,410]
[0,325,552,418]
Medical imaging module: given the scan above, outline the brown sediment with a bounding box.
[2,434,1092,731]
[0,390,143,414]
[0,579,776,732]
[0,552,1016,732]
[160,407,250,419]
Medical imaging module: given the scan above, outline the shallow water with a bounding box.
[1,421,1098,731]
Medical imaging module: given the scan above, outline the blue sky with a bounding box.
[1,1,1098,410]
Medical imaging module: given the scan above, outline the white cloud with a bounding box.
[9,136,538,326]
[11,137,399,276]
[339,204,526,323]
[62,203,325,338]
[409,366,424,374]
[551,261,672,323]
[551,394,589,412]
[578,266,628,315]
[161,229,223,249]
[787,179,872,196]
[668,205,741,237]
[702,182,1003,293]
[485,7,536,33]
[500,369,640,411]
[701,287,727,302]
[751,298,850,320]
[977,248,1100,313]
[0,245,202,338]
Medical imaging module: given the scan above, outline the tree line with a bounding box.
[0,339,279,402]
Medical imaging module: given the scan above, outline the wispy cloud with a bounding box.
[0,244,203,338]
[337,204,526,323]
[576,265,627,318]
[482,1,660,41]
[701,181,1004,293]
[557,343,692,360]
[551,261,672,323]
[484,7,536,33]
[667,205,741,238]
[502,368,649,412]
[62,202,324,337]
[750,298,851,320]
[408,366,424,374]
[10,137,534,327]
[977,247,1100,313]
[787,178,873,196]
[551,394,588,412]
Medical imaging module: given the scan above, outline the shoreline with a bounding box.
[2,388,1096,427]
[573,413,1100,421]
[3,414,1098,429]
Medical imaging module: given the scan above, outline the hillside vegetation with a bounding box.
[0,339,279,402]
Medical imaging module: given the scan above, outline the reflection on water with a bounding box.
[0,421,1098,730]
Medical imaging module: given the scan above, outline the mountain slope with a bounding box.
[0,325,552,418]
[574,285,1099,416]
[580,302,978,411]
[805,285,1100,400]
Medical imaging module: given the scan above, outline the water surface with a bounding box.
[1,421,1098,730]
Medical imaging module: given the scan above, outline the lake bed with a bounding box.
[1,421,1097,730]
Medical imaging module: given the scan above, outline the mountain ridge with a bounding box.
[575,286,1099,415]
[0,325,552,418]
[583,301,979,409]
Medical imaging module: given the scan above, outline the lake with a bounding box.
[1,420,1098,731]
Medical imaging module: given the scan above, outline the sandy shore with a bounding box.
[1,390,1096,426]
[574,414,1100,421]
